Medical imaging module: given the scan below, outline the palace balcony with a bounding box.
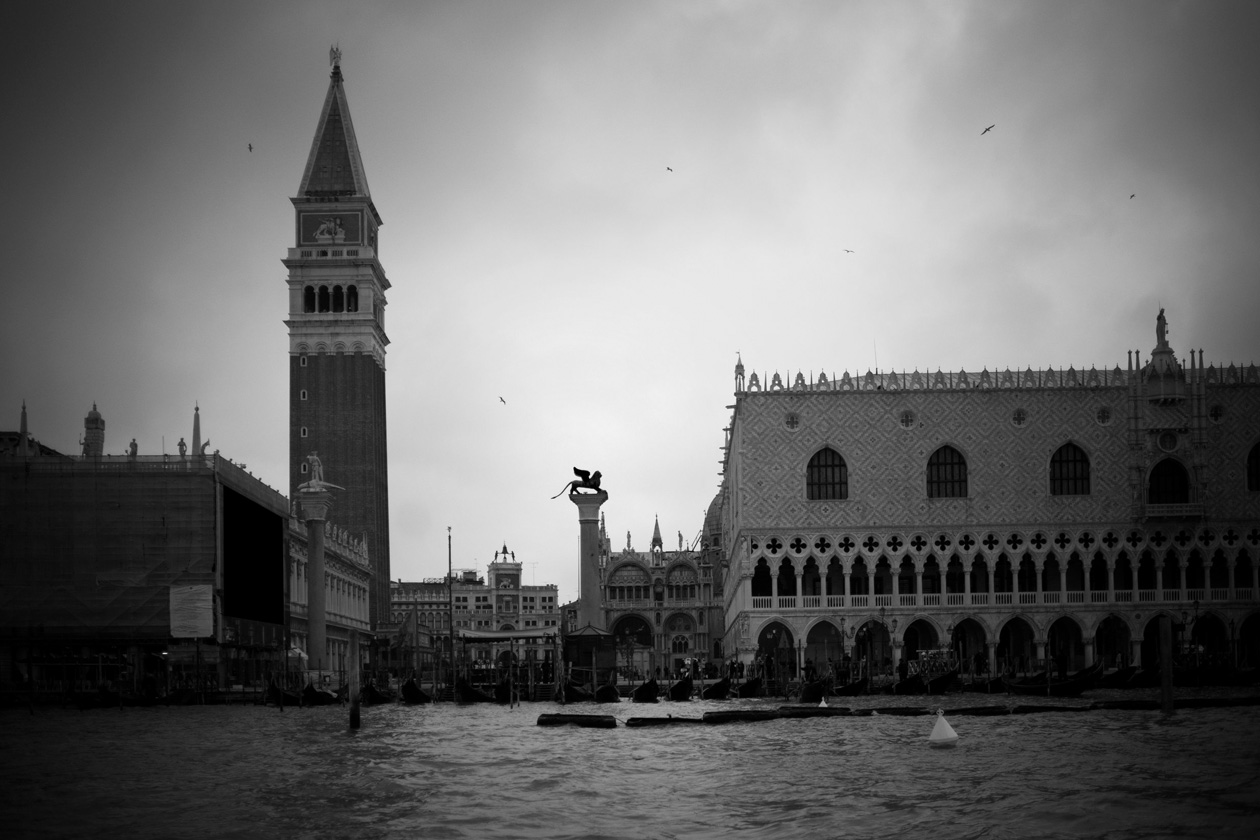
[747,586,1254,612]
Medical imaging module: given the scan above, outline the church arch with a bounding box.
[346,285,359,312]
[332,285,345,312]
[303,285,316,312]
[317,285,330,312]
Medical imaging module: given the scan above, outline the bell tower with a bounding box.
[284,48,391,628]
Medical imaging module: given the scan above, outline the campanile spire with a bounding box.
[284,50,392,629]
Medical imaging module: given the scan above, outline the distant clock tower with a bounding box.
[284,51,391,629]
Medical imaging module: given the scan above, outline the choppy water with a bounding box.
[3,694,1259,840]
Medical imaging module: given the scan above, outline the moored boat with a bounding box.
[561,680,594,703]
[361,680,393,705]
[594,683,621,703]
[1002,661,1104,697]
[302,683,339,706]
[798,678,831,704]
[455,678,495,703]
[701,677,731,700]
[400,678,431,705]
[667,675,693,701]
[926,668,959,695]
[631,678,659,703]
[735,676,763,698]
[832,677,868,696]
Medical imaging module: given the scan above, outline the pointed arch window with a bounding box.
[927,445,967,498]
[806,447,848,500]
[1249,443,1260,491]
[1050,442,1091,495]
[1148,458,1190,504]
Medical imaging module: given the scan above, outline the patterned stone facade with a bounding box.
[715,316,1260,680]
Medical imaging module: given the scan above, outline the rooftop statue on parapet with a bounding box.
[551,467,605,499]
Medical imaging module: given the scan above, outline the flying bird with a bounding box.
[981,125,995,135]
[499,396,506,404]
[1130,194,1135,199]
[666,167,673,172]
[844,249,854,253]
[248,143,253,152]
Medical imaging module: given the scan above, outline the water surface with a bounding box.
[3,694,1258,840]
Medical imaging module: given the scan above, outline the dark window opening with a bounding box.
[927,445,967,498]
[806,448,848,500]
[1050,442,1091,495]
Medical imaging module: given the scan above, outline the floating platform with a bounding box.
[536,713,617,728]
[624,716,705,728]
[702,709,782,724]
[777,705,853,718]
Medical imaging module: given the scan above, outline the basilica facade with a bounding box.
[596,516,724,679]
[714,311,1260,682]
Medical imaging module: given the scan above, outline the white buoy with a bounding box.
[819,698,828,708]
[928,708,958,748]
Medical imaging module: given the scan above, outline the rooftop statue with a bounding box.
[300,451,344,491]
[551,467,605,499]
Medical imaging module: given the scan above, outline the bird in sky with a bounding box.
[248,143,253,152]
[981,124,995,135]
[499,396,506,404]
[1130,194,1136,199]
[666,166,673,172]
[844,249,854,253]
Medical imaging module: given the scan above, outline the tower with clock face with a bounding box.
[284,53,391,629]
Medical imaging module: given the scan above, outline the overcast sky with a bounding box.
[5,1,1259,603]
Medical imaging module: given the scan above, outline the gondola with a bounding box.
[961,675,1005,693]
[455,678,496,704]
[494,678,520,705]
[594,683,622,703]
[400,677,431,705]
[302,683,339,706]
[701,677,732,700]
[561,681,594,703]
[1095,666,1138,689]
[265,682,301,707]
[667,675,693,701]
[797,678,830,704]
[631,678,659,703]
[1002,661,1104,697]
[832,677,868,696]
[735,676,763,698]
[360,680,393,705]
[892,674,925,695]
[926,668,959,695]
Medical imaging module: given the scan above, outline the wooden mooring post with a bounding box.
[349,630,361,730]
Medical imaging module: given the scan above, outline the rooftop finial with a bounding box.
[329,43,342,68]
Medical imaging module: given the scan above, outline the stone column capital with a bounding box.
[569,490,609,521]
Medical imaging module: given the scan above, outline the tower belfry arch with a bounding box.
[284,50,392,629]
